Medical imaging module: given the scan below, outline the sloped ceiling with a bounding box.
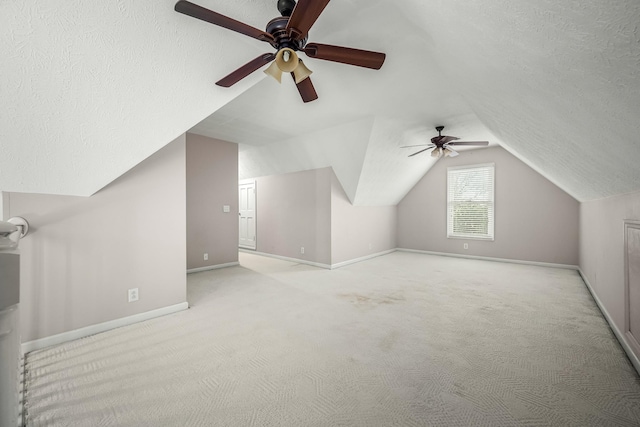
[400,0,640,201]
[0,0,272,196]
[2,0,640,204]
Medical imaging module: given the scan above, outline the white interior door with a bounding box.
[239,181,256,249]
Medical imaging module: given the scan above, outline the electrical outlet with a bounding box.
[204,253,208,261]
[300,246,305,254]
[128,288,139,303]
[463,243,469,250]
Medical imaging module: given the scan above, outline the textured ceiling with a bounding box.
[2,0,640,204]
[398,0,640,201]
[191,0,500,205]
[0,0,272,196]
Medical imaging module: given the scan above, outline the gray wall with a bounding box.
[186,133,239,270]
[397,146,579,265]
[255,168,332,265]
[331,172,397,264]
[0,253,19,310]
[250,167,398,267]
[580,190,640,362]
[7,136,187,343]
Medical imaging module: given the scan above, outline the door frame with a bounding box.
[624,219,640,358]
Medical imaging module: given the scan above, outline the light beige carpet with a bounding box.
[24,252,640,426]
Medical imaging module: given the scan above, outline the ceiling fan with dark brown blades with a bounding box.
[175,0,386,103]
[401,126,489,159]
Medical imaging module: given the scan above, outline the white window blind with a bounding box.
[447,164,495,240]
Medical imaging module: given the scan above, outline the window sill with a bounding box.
[447,235,494,242]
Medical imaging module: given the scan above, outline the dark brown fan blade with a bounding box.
[216,53,276,87]
[303,43,386,69]
[409,147,433,157]
[291,72,318,103]
[440,136,459,144]
[448,141,490,146]
[175,1,275,44]
[286,0,331,39]
[432,135,459,144]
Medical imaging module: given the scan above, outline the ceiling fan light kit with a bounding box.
[292,59,313,83]
[264,61,284,83]
[443,147,459,157]
[174,0,386,102]
[263,48,314,84]
[402,126,489,159]
[276,48,299,73]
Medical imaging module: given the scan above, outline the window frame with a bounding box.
[446,163,495,241]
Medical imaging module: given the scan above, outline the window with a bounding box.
[447,164,495,240]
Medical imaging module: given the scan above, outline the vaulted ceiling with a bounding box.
[2,0,639,205]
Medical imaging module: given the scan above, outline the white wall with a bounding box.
[248,167,398,267]
[580,189,640,367]
[397,146,580,265]
[330,172,396,264]
[254,168,332,265]
[8,136,187,343]
[186,133,238,270]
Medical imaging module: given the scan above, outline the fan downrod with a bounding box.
[435,125,445,136]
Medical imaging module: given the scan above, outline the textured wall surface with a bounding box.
[330,172,397,264]
[0,253,20,310]
[247,167,397,265]
[238,118,374,204]
[0,0,270,196]
[186,133,238,270]
[398,147,580,265]
[254,168,332,265]
[194,1,640,204]
[580,190,640,363]
[397,0,640,201]
[8,136,187,342]
[3,0,640,205]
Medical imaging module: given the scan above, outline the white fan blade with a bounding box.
[401,144,435,149]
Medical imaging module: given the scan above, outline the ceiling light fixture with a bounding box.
[264,48,313,84]
[292,59,313,84]
[443,147,459,158]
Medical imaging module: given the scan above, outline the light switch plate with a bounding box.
[223,205,230,213]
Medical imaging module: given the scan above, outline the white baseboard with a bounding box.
[239,249,399,270]
[331,249,397,269]
[21,302,189,355]
[187,262,239,274]
[397,248,579,270]
[578,269,640,375]
[239,249,331,269]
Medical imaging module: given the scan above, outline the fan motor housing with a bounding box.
[266,16,306,50]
